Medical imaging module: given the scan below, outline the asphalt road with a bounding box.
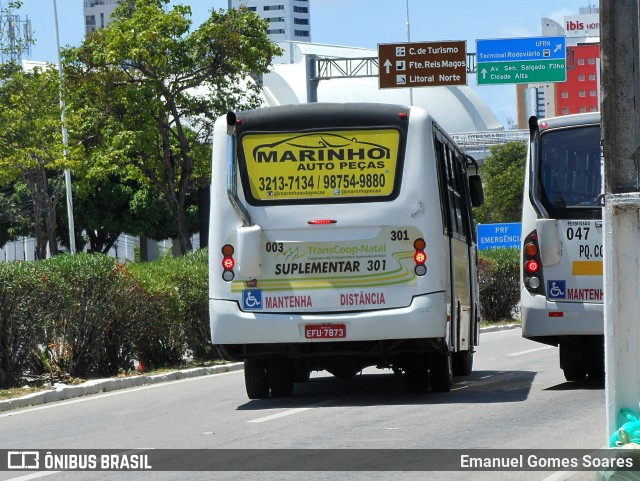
[0,328,606,481]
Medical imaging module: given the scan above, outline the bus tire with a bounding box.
[587,366,605,382]
[563,366,587,382]
[268,358,294,397]
[403,354,429,393]
[244,359,269,399]
[293,363,311,383]
[430,352,453,392]
[452,350,474,376]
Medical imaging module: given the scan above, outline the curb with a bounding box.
[0,362,244,414]
[1,325,521,413]
[479,323,522,334]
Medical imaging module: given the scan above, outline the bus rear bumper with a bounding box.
[210,292,447,347]
[521,290,603,341]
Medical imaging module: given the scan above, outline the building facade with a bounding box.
[517,6,600,126]
[231,0,311,42]
[84,0,311,43]
[556,43,600,116]
[83,0,122,35]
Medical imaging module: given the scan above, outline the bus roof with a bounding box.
[536,112,600,130]
[234,103,422,130]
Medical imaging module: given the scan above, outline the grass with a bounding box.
[0,386,49,401]
[480,318,521,328]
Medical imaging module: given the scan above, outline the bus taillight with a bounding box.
[526,260,540,273]
[413,238,427,276]
[524,242,538,257]
[222,244,235,281]
[522,230,545,295]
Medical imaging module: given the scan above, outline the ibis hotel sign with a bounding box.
[565,13,599,38]
[378,40,467,89]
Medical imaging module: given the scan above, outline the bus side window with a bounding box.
[446,144,464,240]
[453,153,467,241]
[435,137,451,235]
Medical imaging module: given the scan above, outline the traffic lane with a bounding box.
[0,371,255,449]
[0,365,542,449]
[0,329,602,449]
[0,329,604,481]
[232,329,603,450]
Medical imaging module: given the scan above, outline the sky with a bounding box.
[10,0,599,128]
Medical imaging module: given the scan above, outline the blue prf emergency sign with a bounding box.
[476,222,522,250]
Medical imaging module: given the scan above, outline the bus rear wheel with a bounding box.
[244,359,269,399]
[429,352,453,392]
[268,358,294,397]
[452,350,474,376]
[563,366,587,382]
[403,354,429,393]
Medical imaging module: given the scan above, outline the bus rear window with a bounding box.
[237,128,402,204]
[538,125,601,218]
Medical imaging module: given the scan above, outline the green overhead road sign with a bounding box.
[476,36,567,85]
[477,59,566,85]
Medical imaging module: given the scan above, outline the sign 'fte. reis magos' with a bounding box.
[378,40,467,89]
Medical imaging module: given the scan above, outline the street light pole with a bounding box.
[52,0,76,254]
[405,0,414,105]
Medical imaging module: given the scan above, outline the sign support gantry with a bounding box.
[305,52,478,103]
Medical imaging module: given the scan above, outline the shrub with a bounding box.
[0,262,53,388]
[129,260,186,369]
[478,247,520,322]
[0,248,212,385]
[41,254,147,377]
[128,248,213,368]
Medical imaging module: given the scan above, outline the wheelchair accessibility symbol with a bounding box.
[547,280,566,300]
[242,290,262,310]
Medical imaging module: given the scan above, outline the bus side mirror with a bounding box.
[236,225,263,279]
[469,175,484,207]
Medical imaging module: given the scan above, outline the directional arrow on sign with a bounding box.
[481,68,487,79]
[554,44,562,53]
[384,59,392,74]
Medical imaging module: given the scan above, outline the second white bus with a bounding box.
[521,113,603,381]
[209,103,484,398]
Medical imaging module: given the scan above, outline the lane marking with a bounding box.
[451,385,469,391]
[248,399,338,423]
[508,346,555,357]
[4,472,59,481]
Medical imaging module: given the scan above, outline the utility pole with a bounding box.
[600,0,640,441]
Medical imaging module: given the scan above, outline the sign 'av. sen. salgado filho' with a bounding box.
[378,40,467,88]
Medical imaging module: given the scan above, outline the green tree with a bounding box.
[63,0,282,254]
[0,183,32,248]
[474,141,527,225]
[0,64,79,258]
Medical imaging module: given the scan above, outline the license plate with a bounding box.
[305,324,346,339]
